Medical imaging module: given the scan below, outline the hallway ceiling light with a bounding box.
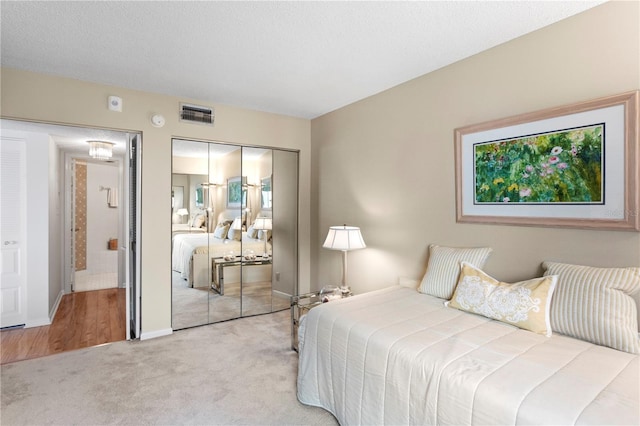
[87,140,115,160]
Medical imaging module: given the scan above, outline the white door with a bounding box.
[0,135,27,328]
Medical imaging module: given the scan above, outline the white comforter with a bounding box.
[297,286,639,425]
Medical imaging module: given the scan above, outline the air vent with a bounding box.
[179,103,214,126]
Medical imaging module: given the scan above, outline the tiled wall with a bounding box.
[74,161,87,271]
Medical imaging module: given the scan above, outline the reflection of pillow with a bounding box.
[193,215,205,229]
[447,262,557,336]
[246,226,258,239]
[258,230,272,241]
[227,228,242,241]
[543,261,640,354]
[213,223,229,239]
[418,245,492,299]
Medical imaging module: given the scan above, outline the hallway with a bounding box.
[0,288,126,364]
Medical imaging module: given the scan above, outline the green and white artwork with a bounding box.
[473,124,603,204]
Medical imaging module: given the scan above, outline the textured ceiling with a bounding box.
[1,1,605,120]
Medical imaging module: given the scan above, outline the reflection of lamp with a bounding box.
[87,141,114,160]
[253,217,272,258]
[177,208,189,224]
[323,225,366,295]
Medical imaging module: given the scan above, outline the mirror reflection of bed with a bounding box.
[171,139,297,330]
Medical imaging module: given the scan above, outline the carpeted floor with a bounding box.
[172,272,290,329]
[0,310,337,425]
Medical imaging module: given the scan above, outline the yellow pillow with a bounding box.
[447,262,557,336]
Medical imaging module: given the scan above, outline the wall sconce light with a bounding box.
[323,225,366,295]
[87,141,114,160]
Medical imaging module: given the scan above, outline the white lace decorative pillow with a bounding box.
[447,262,557,336]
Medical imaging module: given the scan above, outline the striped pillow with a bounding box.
[543,261,640,354]
[418,245,492,299]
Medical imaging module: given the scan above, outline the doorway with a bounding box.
[71,158,120,292]
[0,119,141,353]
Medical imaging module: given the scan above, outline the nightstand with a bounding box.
[290,291,322,352]
[290,289,352,352]
[211,256,272,295]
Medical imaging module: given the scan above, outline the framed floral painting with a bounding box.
[455,91,639,231]
[227,176,246,208]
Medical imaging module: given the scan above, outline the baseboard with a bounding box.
[25,317,52,328]
[49,289,64,322]
[140,328,173,341]
[272,289,292,301]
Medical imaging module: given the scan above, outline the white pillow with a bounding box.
[246,225,259,239]
[213,223,229,239]
[543,261,640,354]
[418,244,492,299]
[227,228,242,241]
[258,230,272,241]
[192,215,205,229]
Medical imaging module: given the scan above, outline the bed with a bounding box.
[172,211,272,288]
[297,247,640,425]
[172,231,268,287]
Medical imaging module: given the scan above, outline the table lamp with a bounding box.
[253,217,272,258]
[323,225,366,295]
[177,208,189,224]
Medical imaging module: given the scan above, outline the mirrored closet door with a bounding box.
[171,139,298,330]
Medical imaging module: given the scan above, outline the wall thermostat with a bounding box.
[151,114,166,128]
[108,95,122,112]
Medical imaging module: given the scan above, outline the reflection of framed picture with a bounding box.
[261,176,272,210]
[172,186,184,211]
[455,91,639,231]
[195,186,204,208]
[227,176,247,208]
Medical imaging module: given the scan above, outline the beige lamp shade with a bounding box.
[176,208,189,225]
[323,225,366,295]
[253,217,272,258]
[323,225,366,251]
[253,217,272,230]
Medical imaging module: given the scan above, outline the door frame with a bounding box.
[126,134,142,339]
[62,135,141,340]
[63,155,123,294]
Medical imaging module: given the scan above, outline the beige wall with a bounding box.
[311,1,640,293]
[0,69,311,336]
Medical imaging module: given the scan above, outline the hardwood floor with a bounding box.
[0,288,126,365]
